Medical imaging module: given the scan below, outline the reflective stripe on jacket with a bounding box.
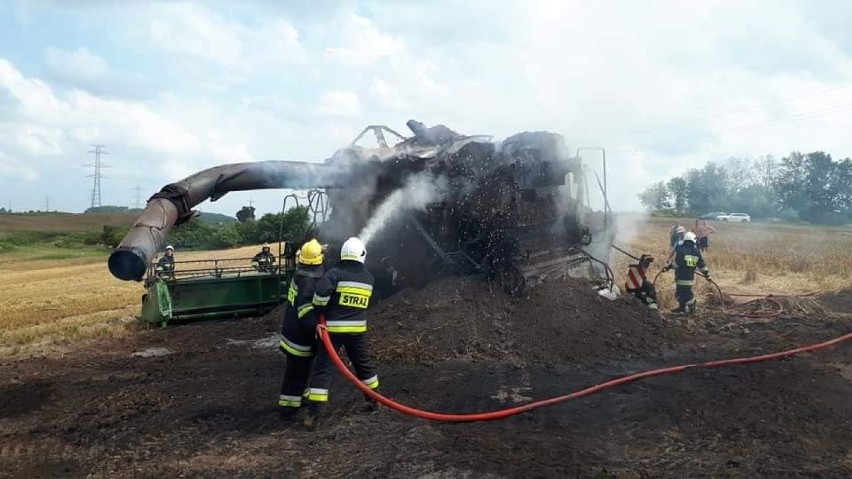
[312,261,375,334]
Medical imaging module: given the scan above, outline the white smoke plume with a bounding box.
[359,173,447,245]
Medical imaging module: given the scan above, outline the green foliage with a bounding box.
[254,206,312,243]
[638,181,671,210]
[197,212,237,225]
[667,177,688,213]
[84,205,134,214]
[640,151,852,225]
[209,224,243,248]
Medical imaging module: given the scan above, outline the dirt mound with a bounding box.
[369,276,683,365]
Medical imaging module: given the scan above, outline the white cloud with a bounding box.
[325,13,404,66]
[45,47,109,79]
[0,59,200,159]
[43,46,154,99]
[315,90,362,118]
[142,3,306,73]
[0,151,38,181]
[5,0,852,214]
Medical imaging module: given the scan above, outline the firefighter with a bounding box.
[155,245,176,280]
[303,237,378,431]
[252,243,276,273]
[624,254,658,310]
[662,231,711,313]
[277,239,325,418]
[665,225,687,265]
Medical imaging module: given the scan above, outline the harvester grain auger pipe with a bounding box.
[108,160,348,281]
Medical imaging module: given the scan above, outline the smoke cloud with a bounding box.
[359,173,447,245]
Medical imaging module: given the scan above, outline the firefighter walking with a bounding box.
[277,239,325,417]
[303,237,379,431]
[663,231,711,313]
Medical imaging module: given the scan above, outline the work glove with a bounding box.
[703,272,712,281]
[661,265,672,272]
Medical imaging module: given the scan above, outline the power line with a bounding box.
[132,185,143,209]
[83,145,110,208]
[625,82,852,137]
[636,99,852,151]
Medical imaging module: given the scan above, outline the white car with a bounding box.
[718,213,750,223]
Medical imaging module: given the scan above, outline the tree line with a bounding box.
[638,151,852,225]
[165,206,311,249]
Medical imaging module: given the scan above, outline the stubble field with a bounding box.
[0,217,850,477]
[0,245,268,356]
[611,216,852,310]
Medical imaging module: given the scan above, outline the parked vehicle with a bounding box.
[717,213,751,223]
[700,212,728,220]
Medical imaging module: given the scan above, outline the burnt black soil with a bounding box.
[0,278,850,478]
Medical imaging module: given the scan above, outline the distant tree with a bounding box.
[254,206,311,243]
[85,205,130,214]
[638,181,671,211]
[236,206,256,223]
[667,177,688,214]
[753,154,778,189]
[684,163,729,214]
[101,225,123,248]
[210,224,242,248]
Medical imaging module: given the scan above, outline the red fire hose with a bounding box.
[317,318,850,423]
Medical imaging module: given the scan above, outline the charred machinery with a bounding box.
[109,120,614,297]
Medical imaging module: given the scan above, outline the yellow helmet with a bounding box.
[298,239,324,265]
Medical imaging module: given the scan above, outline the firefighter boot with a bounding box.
[671,303,687,314]
[685,298,698,314]
[363,391,379,412]
[303,404,322,431]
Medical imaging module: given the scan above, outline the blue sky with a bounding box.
[2,0,852,216]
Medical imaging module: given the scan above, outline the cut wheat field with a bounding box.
[612,216,852,310]
[1,218,849,356]
[0,245,271,356]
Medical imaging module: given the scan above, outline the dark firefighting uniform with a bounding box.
[278,264,324,411]
[155,255,175,280]
[252,251,276,273]
[305,261,378,412]
[671,241,709,310]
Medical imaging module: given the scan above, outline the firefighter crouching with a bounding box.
[277,239,325,417]
[252,243,276,273]
[304,237,379,431]
[625,254,658,310]
[662,231,711,314]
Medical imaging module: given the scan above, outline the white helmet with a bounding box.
[683,232,697,243]
[340,237,366,263]
[165,245,175,252]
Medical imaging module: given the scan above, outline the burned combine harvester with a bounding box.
[108,120,614,313]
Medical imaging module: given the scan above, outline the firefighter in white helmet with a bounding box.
[662,231,711,314]
[277,239,325,418]
[155,245,176,280]
[303,237,378,431]
[252,242,276,273]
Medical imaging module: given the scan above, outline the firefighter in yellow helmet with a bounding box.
[277,239,325,418]
[252,243,276,273]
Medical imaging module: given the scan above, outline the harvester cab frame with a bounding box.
[139,190,330,327]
